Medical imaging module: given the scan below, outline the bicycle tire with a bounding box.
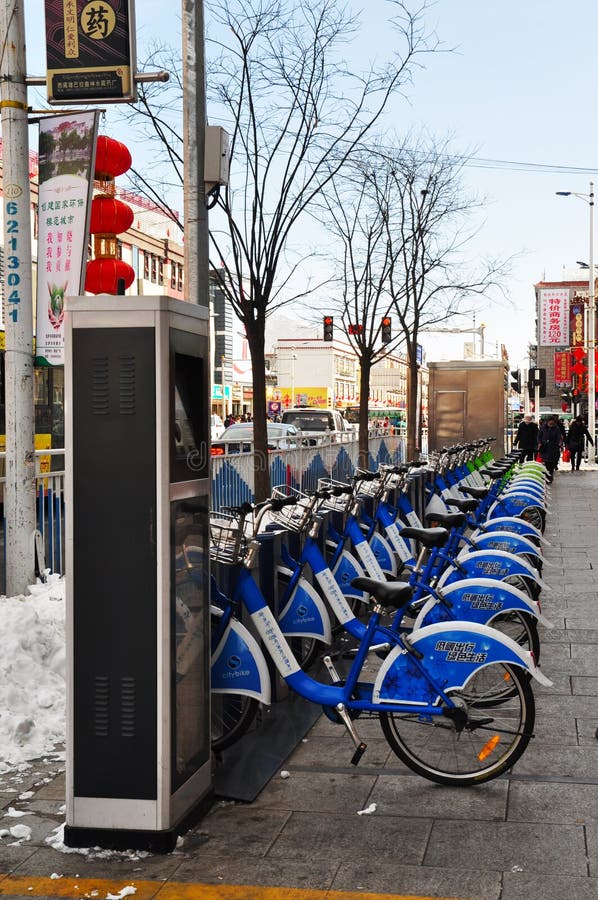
[466,612,539,705]
[380,663,534,786]
[211,693,259,753]
[504,573,541,605]
[210,604,259,752]
[519,506,545,532]
[288,635,321,670]
[492,609,540,662]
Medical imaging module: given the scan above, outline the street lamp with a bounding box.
[556,182,596,462]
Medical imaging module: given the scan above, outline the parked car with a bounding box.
[280,407,350,443]
[211,422,300,455]
[211,414,225,441]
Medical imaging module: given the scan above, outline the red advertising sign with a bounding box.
[554,350,571,386]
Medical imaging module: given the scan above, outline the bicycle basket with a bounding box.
[353,475,382,500]
[317,477,353,513]
[269,485,315,533]
[209,512,248,565]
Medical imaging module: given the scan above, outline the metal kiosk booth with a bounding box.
[64,295,212,852]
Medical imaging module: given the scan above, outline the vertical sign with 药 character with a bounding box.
[44,0,137,104]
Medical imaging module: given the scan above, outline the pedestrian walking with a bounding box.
[513,414,539,462]
[537,414,563,483]
[565,415,594,471]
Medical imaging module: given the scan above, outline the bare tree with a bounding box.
[369,141,511,460]
[207,0,440,499]
[122,0,437,499]
[318,159,406,466]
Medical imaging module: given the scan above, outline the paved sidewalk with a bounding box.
[1,469,598,899]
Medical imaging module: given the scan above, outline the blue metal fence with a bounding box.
[0,433,427,588]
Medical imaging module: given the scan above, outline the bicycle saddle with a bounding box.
[459,485,488,499]
[350,576,414,609]
[424,511,467,529]
[445,497,479,513]
[353,468,380,482]
[481,466,510,479]
[398,526,450,548]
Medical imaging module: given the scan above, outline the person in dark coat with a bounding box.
[514,414,539,461]
[537,414,563,482]
[566,415,594,471]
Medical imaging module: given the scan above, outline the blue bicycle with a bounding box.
[209,498,551,785]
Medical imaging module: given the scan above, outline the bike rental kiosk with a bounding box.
[63,295,212,851]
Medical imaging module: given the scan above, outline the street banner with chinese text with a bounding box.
[539,288,570,346]
[44,0,137,104]
[570,297,586,347]
[554,350,572,386]
[35,111,98,365]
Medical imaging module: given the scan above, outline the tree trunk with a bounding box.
[244,316,270,501]
[406,358,420,461]
[358,356,372,468]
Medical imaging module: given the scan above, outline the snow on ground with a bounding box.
[0,574,66,773]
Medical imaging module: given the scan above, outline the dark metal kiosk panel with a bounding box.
[64,296,212,852]
[72,327,158,800]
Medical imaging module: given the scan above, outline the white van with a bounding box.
[280,407,350,443]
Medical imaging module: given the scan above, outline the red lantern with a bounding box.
[94,135,132,179]
[85,258,136,295]
[86,135,135,295]
[89,196,134,235]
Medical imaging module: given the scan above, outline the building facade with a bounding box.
[533,272,593,417]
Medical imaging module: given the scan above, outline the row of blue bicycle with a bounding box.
[204,437,553,786]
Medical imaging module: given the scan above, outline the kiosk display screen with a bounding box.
[171,499,210,792]
[171,342,207,481]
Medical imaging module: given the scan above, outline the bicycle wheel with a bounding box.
[211,693,259,753]
[492,610,540,662]
[380,663,534,786]
[210,605,259,752]
[288,635,321,670]
[519,506,545,532]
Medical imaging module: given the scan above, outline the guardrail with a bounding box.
[0,431,428,587]
[0,448,65,593]
[211,432,417,510]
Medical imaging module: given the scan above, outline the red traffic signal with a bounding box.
[323,315,334,341]
[348,323,363,335]
[381,316,392,344]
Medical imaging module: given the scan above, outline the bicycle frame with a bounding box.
[210,556,552,720]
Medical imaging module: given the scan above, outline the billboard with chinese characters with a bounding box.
[267,386,332,409]
[554,350,572,386]
[44,0,137,104]
[35,111,98,366]
[570,296,586,347]
[539,288,570,346]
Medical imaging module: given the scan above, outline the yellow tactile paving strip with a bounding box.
[0,874,465,900]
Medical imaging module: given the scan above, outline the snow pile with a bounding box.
[0,575,66,772]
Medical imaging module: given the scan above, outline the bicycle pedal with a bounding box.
[350,742,368,766]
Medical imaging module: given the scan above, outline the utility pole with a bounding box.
[0,0,36,594]
[182,0,209,307]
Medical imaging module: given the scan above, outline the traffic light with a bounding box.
[510,369,521,392]
[381,316,392,344]
[528,367,546,398]
[348,323,363,335]
[323,315,334,341]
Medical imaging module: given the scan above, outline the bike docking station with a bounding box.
[63,295,212,852]
[211,524,324,803]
